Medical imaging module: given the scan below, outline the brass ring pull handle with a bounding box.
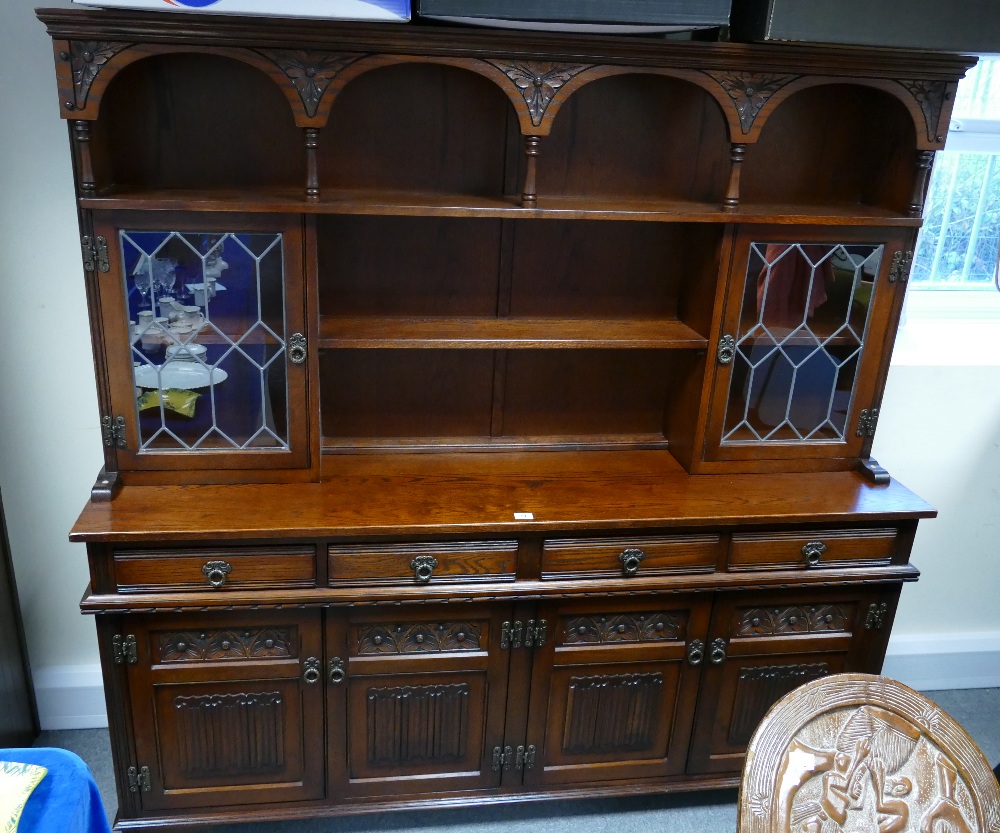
[201,560,232,588]
[709,638,727,665]
[687,639,705,666]
[411,555,439,584]
[328,657,346,684]
[619,548,645,577]
[802,541,827,567]
[289,333,307,365]
[302,657,321,685]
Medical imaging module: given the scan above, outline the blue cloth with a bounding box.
[0,748,111,833]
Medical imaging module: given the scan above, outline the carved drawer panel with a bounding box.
[352,620,487,656]
[113,546,316,593]
[541,535,719,580]
[731,603,857,638]
[560,611,687,646]
[328,540,517,586]
[728,528,897,572]
[156,626,297,663]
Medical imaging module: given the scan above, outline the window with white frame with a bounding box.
[910,57,1000,313]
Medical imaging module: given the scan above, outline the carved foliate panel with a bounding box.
[356,622,483,655]
[484,60,592,126]
[704,71,800,134]
[67,41,131,110]
[174,692,285,776]
[562,612,683,645]
[563,673,663,754]
[898,79,950,143]
[737,605,850,637]
[729,663,829,746]
[741,676,1000,833]
[257,50,364,117]
[158,628,294,662]
[366,683,470,767]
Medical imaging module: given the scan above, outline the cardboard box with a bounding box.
[416,0,730,33]
[730,0,1000,52]
[71,0,411,21]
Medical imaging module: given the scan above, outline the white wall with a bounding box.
[0,0,998,729]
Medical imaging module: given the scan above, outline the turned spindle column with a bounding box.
[305,128,320,202]
[73,120,96,197]
[724,143,747,212]
[521,136,542,207]
[909,150,935,216]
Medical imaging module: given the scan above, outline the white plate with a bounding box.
[134,362,228,390]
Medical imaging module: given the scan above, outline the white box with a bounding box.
[71,0,411,21]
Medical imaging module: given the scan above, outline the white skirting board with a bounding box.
[32,634,1000,730]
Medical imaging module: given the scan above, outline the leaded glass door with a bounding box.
[94,213,311,474]
[705,226,908,464]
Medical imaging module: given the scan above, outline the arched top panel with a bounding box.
[318,60,519,197]
[92,51,303,191]
[741,81,919,212]
[537,71,731,204]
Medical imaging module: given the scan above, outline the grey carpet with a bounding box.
[33,687,1000,832]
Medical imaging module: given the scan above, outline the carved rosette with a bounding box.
[357,622,482,654]
[704,71,800,134]
[158,628,293,662]
[563,612,682,645]
[898,79,949,143]
[485,60,592,127]
[258,50,364,118]
[67,41,131,110]
[737,605,848,637]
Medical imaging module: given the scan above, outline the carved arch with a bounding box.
[741,76,941,149]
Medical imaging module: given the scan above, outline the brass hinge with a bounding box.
[126,765,150,793]
[865,602,889,631]
[102,415,126,449]
[503,619,547,650]
[523,619,547,648]
[856,408,880,438]
[514,744,536,770]
[888,250,913,284]
[491,745,513,772]
[112,634,137,665]
[81,235,110,273]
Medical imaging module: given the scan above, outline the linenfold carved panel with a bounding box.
[563,673,663,754]
[357,622,483,655]
[158,628,294,662]
[484,60,592,127]
[562,612,683,645]
[366,683,470,767]
[174,691,285,776]
[729,664,829,746]
[740,674,1000,833]
[737,605,850,637]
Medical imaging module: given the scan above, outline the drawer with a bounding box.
[728,528,897,571]
[113,546,316,593]
[328,541,517,586]
[541,535,720,580]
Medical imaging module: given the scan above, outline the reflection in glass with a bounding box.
[119,230,289,452]
[723,242,882,444]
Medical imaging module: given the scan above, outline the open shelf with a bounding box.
[318,317,708,349]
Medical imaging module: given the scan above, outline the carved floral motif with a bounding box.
[704,71,800,133]
[898,79,949,143]
[563,612,682,645]
[485,60,591,126]
[357,621,482,654]
[68,41,131,109]
[258,50,364,117]
[738,605,848,637]
[158,628,293,662]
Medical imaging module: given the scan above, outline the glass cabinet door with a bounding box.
[94,213,310,473]
[705,227,909,464]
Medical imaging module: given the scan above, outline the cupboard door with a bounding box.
[93,211,311,473]
[125,610,324,811]
[522,596,710,788]
[327,603,512,799]
[686,586,899,775]
[705,226,908,464]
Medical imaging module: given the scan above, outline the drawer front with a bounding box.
[114,546,316,593]
[541,535,720,580]
[328,541,517,586]
[728,528,897,572]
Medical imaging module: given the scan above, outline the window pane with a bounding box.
[953,57,1000,120]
